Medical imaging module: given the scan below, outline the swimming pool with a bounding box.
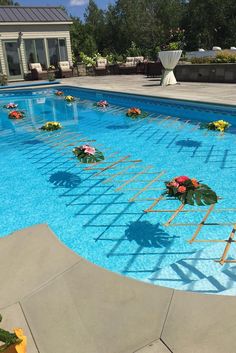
[1,85,236,295]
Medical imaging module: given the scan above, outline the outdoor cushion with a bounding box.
[29,63,42,73]
[59,61,71,71]
[125,57,135,66]
[96,58,107,68]
[134,56,144,64]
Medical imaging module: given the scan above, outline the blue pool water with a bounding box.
[1,86,236,295]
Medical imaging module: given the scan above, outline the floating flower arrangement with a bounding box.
[202,120,231,132]
[8,110,25,119]
[0,314,27,353]
[126,107,148,119]
[164,175,217,206]
[40,122,62,131]
[95,100,109,108]
[65,95,76,103]
[73,144,104,163]
[3,102,18,109]
[55,90,64,96]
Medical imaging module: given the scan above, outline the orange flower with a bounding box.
[55,91,64,96]
[178,185,186,193]
[14,328,27,353]
[9,110,24,119]
[191,178,199,188]
[131,108,141,115]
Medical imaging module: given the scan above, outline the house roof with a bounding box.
[0,6,72,23]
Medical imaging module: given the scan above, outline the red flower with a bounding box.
[175,176,190,184]
[178,186,186,193]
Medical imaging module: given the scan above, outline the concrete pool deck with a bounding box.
[63,75,236,106]
[1,224,236,353]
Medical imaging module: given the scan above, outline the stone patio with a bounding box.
[1,224,236,353]
[63,75,236,106]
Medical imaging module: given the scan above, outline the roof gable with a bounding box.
[0,6,72,23]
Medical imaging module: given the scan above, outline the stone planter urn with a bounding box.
[159,50,182,86]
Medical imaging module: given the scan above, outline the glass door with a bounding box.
[4,41,23,80]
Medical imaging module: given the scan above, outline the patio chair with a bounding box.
[30,63,48,80]
[58,61,73,78]
[94,58,108,76]
[118,57,137,74]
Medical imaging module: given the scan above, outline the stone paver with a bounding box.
[162,290,236,353]
[0,224,80,307]
[63,75,236,106]
[134,340,171,353]
[22,258,173,353]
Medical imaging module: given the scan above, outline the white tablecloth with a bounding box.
[159,50,182,86]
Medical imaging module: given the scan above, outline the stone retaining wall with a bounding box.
[175,63,236,83]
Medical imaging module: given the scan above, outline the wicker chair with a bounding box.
[94,58,108,75]
[30,63,48,80]
[58,61,73,78]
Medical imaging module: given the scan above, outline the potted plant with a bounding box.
[47,65,56,81]
[0,314,27,353]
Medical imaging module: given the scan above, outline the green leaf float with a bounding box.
[40,121,62,131]
[126,107,148,119]
[164,176,218,206]
[201,119,231,132]
[73,145,104,164]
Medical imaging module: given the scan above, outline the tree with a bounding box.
[182,0,234,50]
[84,0,106,52]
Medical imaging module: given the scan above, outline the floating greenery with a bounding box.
[65,95,76,103]
[126,107,148,119]
[8,110,25,119]
[73,144,104,163]
[201,119,231,132]
[3,102,18,109]
[40,122,62,131]
[164,175,218,206]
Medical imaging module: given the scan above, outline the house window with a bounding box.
[47,38,68,66]
[24,39,47,70]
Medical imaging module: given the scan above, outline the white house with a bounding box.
[0,6,73,80]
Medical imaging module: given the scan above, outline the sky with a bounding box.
[19,0,115,19]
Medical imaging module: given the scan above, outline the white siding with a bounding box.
[0,23,72,76]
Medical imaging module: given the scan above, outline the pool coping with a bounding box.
[1,224,236,353]
[1,80,236,110]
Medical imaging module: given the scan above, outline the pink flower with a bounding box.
[98,100,108,107]
[175,176,190,184]
[82,145,96,155]
[178,186,186,193]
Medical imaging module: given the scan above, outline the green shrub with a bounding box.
[190,51,236,64]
